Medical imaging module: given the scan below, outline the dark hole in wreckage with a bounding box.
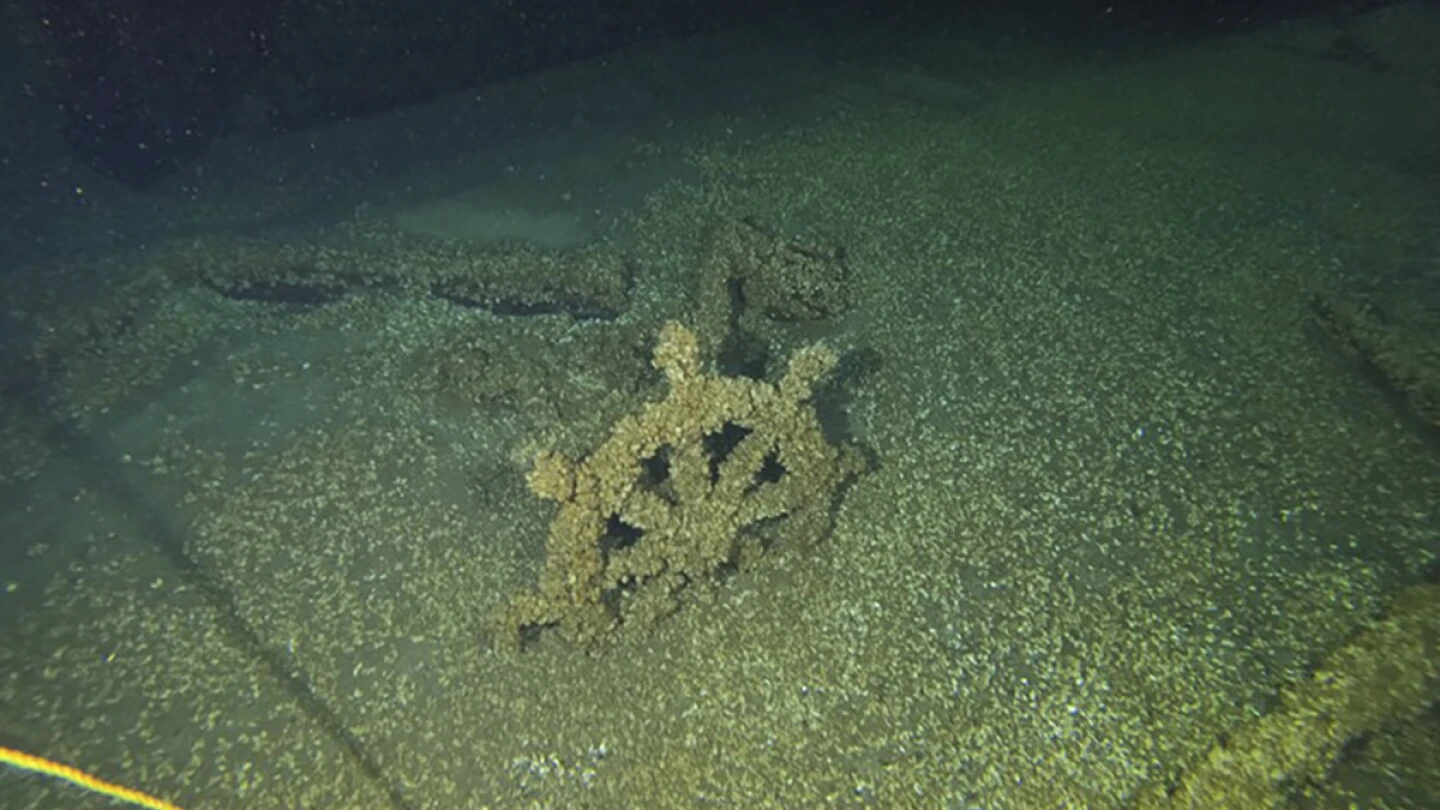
[638,445,676,503]
[702,421,750,483]
[598,513,644,561]
[748,449,786,494]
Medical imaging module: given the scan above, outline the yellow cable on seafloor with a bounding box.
[0,744,187,810]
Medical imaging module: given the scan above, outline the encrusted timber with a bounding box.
[501,320,858,647]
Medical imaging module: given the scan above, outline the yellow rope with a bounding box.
[0,744,187,810]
